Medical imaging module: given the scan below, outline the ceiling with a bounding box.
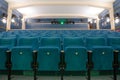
[5,0,115,19]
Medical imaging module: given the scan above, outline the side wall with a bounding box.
[0,0,23,32]
[99,0,120,30]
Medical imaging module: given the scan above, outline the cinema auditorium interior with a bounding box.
[0,0,120,80]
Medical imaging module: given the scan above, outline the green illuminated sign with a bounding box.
[60,21,64,24]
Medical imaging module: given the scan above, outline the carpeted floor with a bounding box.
[0,75,120,80]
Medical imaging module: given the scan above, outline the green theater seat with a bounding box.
[65,47,87,71]
[86,37,106,50]
[64,37,87,71]
[38,47,60,71]
[92,46,113,70]
[17,37,39,50]
[11,37,39,70]
[11,46,33,70]
[38,37,61,71]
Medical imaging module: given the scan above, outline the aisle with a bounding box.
[0,75,120,80]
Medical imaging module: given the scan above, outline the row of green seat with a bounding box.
[0,30,120,80]
[0,37,120,71]
[1,30,120,38]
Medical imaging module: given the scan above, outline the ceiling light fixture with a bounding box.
[2,17,7,23]
[115,17,119,24]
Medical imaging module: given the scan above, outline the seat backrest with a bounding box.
[64,37,84,49]
[0,37,16,48]
[40,37,61,48]
[86,37,106,48]
[107,37,120,46]
[17,37,39,49]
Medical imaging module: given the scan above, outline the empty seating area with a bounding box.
[1,0,120,80]
[0,30,120,80]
